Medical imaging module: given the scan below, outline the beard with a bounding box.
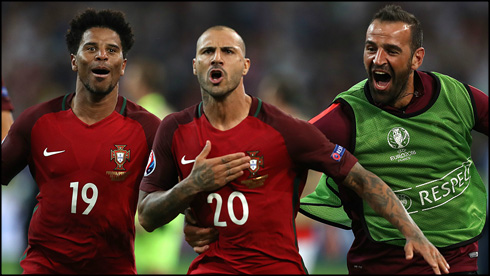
[367,61,412,107]
[82,80,115,97]
[198,72,241,100]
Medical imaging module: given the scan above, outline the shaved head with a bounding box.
[197,25,246,56]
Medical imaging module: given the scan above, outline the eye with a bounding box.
[365,45,376,52]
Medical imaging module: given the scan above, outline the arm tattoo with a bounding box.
[142,166,213,230]
[343,163,423,240]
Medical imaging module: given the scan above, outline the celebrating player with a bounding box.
[300,5,488,274]
[1,9,160,273]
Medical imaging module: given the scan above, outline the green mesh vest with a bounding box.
[300,72,487,248]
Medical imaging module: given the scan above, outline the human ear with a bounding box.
[411,47,425,70]
[71,54,78,72]
[242,58,251,75]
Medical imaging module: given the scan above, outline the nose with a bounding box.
[211,50,223,66]
[373,49,387,66]
[95,49,109,61]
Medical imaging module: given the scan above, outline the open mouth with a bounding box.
[373,71,391,89]
[209,69,224,84]
[92,68,110,77]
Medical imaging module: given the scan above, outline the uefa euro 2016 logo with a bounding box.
[387,127,410,149]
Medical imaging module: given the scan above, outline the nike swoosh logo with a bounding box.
[43,148,66,157]
[181,155,195,165]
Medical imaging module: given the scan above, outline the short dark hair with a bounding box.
[372,5,423,55]
[65,8,134,58]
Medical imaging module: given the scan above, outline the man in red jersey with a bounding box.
[299,5,488,274]
[138,25,449,274]
[1,9,160,274]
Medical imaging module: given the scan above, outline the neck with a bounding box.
[392,91,414,109]
[71,85,119,125]
[391,74,416,110]
[202,87,251,131]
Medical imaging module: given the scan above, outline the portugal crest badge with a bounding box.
[111,145,131,170]
[247,151,263,177]
[241,150,268,188]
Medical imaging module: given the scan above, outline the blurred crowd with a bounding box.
[2,1,488,274]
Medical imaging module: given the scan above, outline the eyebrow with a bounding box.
[83,42,121,49]
[200,46,237,52]
[365,40,402,52]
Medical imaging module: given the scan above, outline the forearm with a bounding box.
[2,110,14,140]
[343,162,423,240]
[138,178,200,232]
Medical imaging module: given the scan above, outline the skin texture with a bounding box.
[181,26,450,275]
[70,27,127,125]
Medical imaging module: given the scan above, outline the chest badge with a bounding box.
[111,145,131,170]
[247,151,263,176]
[241,151,268,188]
[107,145,131,181]
[387,127,410,149]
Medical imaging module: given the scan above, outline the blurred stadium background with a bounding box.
[2,1,487,274]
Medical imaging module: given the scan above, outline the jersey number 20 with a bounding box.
[208,191,249,226]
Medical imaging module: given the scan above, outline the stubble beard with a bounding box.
[368,62,412,107]
[82,80,115,98]
[199,74,240,101]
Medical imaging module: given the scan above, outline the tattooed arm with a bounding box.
[138,141,250,232]
[343,162,450,275]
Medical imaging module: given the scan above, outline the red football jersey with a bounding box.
[1,93,160,274]
[140,96,357,274]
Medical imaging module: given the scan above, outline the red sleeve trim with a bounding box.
[308,102,340,124]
